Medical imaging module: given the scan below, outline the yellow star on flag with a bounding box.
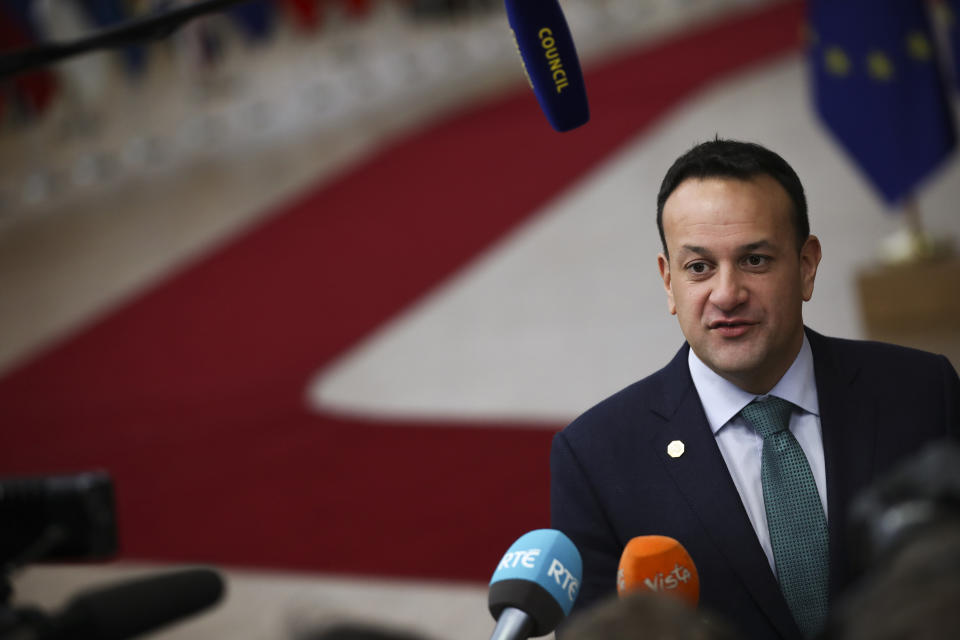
[867,50,895,81]
[825,47,851,76]
[905,31,932,61]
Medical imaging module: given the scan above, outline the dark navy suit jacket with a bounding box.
[550,328,960,639]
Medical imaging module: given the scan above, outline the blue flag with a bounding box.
[808,1,956,205]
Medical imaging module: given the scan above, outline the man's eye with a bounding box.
[745,255,767,267]
[689,262,708,274]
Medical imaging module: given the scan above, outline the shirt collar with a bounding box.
[688,333,819,435]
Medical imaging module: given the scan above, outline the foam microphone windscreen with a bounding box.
[46,567,225,640]
[505,0,589,132]
[617,535,699,607]
[488,529,582,636]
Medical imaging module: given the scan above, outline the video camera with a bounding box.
[0,470,118,574]
[0,472,225,640]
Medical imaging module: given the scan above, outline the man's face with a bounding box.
[657,175,821,393]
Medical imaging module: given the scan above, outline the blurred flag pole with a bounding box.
[941,0,960,88]
[888,196,943,263]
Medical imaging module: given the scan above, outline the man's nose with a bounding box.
[709,266,747,311]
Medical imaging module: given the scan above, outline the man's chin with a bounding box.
[699,344,766,382]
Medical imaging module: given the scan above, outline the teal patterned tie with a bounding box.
[740,397,829,637]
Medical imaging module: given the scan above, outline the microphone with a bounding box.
[617,535,699,607]
[0,0,253,79]
[505,0,589,132]
[488,529,582,640]
[12,567,224,640]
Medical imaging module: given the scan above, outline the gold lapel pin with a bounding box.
[667,440,685,458]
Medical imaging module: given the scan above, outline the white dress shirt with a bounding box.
[687,334,827,572]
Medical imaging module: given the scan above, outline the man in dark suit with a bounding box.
[550,139,960,639]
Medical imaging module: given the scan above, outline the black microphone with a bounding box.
[505,0,589,132]
[10,567,224,640]
[0,0,253,78]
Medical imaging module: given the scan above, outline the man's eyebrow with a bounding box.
[741,240,775,252]
[679,245,713,258]
[677,240,775,257]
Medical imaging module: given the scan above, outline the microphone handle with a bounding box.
[489,607,534,640]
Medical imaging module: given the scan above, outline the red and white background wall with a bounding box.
[1,0,959,637]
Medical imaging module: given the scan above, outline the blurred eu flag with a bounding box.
[808,0,957,205]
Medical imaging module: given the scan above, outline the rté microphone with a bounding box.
[488,528,582,639]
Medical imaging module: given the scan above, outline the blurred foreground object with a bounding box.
[0,0,256,79]
[825,441,960,640]
[1,470,225,640]
[847,441,960,573]
[561,591,738,640]
[1,567,225,640]
[828,526,960,640]
[295,621,432,640]
[0,471,117,571]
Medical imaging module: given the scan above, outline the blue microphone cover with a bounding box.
[505,0,589,132]
[488,529,583,635]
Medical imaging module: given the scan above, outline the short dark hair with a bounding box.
[561,591,739,640]
[656,138,809,258]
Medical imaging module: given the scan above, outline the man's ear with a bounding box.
[658,253,677,315]
[799,235,822,302]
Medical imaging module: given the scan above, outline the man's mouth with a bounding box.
[709,320,754,337]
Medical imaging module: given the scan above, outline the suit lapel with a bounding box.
[806,328,877,597]
[646,345,801,639]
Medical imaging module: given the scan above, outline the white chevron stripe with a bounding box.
[308,54,960,423]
